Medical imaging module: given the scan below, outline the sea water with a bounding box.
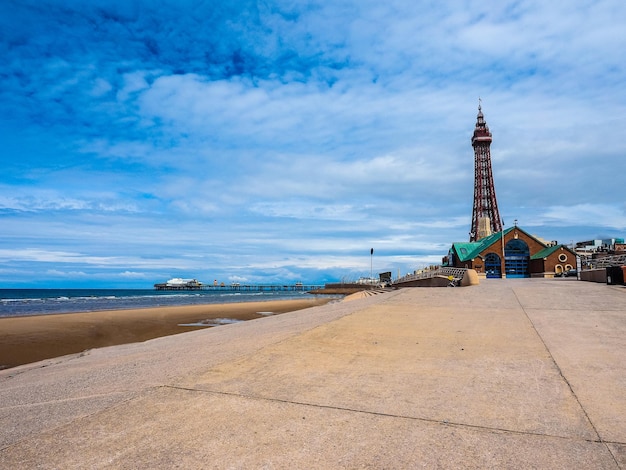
[0,289,317,318]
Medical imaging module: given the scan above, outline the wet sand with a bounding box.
[0,297,334,369]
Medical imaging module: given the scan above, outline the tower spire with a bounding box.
[469,103,502,242]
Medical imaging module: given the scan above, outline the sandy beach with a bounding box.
[0,297,334,370]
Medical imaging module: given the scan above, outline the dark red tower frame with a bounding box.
[469,103,502,241]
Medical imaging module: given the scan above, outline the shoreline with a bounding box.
[0,297,335,370]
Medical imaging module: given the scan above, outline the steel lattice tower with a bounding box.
[469,102,502,242]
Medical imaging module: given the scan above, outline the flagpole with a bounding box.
[370,248,374,285]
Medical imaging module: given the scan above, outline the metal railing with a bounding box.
[584,253,626,269]
[392,267,468,285]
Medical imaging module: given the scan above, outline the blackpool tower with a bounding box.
[469,102,502,242]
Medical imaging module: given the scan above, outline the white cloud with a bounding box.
[117,70,152,101]
[538,204,626,230]
[0,192,139,213]
[46,269,88,278]
[118,271,148,279]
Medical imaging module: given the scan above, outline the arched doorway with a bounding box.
[484,253,502,278]
[505,239,530,278]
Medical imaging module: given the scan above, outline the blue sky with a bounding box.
[1,0,625,288]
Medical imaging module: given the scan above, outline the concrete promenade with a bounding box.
[1,279,625,468]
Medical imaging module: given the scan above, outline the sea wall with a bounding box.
[580,269,607,283]
[393,275,451,287]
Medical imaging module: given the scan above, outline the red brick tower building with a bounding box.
[469,102,503,242]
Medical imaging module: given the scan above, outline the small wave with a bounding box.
[1,298,46,303]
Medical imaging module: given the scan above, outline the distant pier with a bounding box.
[154,283,324,292]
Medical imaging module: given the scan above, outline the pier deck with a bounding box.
[154,283,324,291]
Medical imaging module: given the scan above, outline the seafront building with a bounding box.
[445,225,577,278]
[575,238,626,256]
[445,104,578,278]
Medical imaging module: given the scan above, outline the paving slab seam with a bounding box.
[0,390,132,412]
[510,287,621,468]
[0,350,89,379]
[0,391,142,454]
[162,384,610,445]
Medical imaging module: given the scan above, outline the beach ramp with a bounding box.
[1,279,625,468]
